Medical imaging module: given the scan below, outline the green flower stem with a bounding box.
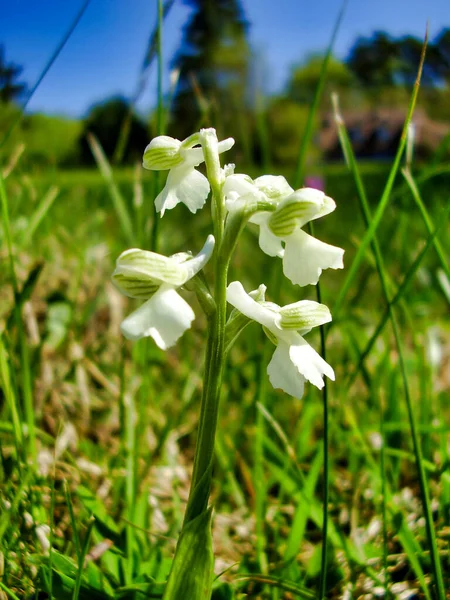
[183,129,228,524]
[199,129,224,245]
[184,256,228,524]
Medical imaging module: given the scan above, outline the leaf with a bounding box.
[6,261,44,330]
[162,507,214,600]
[39,552,115,600]
[77,486,122,544]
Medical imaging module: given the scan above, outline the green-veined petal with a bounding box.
[279,300,332,332]
[143,136,183,170]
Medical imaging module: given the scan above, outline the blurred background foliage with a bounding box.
[1,1,450,170]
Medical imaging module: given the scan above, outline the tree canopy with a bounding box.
[0,45,27,104]
[170,0,250,140]
[78,97,149,165]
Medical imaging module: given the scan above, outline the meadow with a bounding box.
[1,6,450,595]
[1,117,449,600]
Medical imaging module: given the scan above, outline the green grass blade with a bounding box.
[65,481,82,562]
[328,33,445,597]
[87,132,134,246]
[72,516,95,600]
[0,171,36,466]
[235,575,315,599]
[0,0,92,149]
[20,185,59,246]
[349,202,450,383]
[0,334,23,455]
[0,581,21,600]
[293,0,348,188]
[0,471,32,542]
[283,449,323,564]
[401,167,449,279]
[332,33,427,317]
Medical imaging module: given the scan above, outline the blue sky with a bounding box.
[1,0,447,118]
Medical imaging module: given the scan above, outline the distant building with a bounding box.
[319,108,450,161]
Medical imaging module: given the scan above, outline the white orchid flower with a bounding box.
[112,236,215,349]
[224,176,344,287]
[268,188,344,286]
[226,281,334,398]
[143,133,234,216]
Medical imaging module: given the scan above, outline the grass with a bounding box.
[1,12,449,597]
[0,143,449,599]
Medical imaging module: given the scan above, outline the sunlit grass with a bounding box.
[1,137,449,597]
[1,10,450,600]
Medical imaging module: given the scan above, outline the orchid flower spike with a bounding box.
[112,236,215,349]
[224,176,344,286]
[226,281,334,398]
[143,131,234,216]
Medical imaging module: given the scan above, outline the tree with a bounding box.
[78,97,149,165]
[433,28,450,83]
[0,45,27,104]
[346,31,448,90]
[170,0,250,140]
[287,54,356,108]
[346,31,401,88]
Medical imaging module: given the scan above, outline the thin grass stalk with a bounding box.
[376,354,390,595]
[0,173,36,466]
[0,335,23,458]
[349,202,450,385]
[0,582,21,600]
[316,285,329,600]
[0,0,92,149]
[254,334,271,574]
[255,90,271,172]
[401,167,449,279]
[64,481,81,562]
[125,390,137,583]
[48,461,57,600]
[253,264,283,574]
[72,517,95,600]
[292,0,348,188]
[332,70,445,598]
[112,0,174,164]
[149,0,165,254]
[87,133,134,246]
[306,218,330,600]
[332,32,428,317]
[157,0,164,138]
[21,185,59,246]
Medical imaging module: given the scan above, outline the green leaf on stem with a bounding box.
[162,507,214,600]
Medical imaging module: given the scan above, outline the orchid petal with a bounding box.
[182,235,215,279]
[256,217,284,258]
[289,336,335,389]
[183,137,235,165]
[120,287,195,349]
[113,249,187,291]
[283,229,344,286]
[226,281,279,330]
[155,165,210,216]
[143,136,182,170]
[279,300,332,333]
[267,342,305,398]
[254,175,294,199]
[223,173,259,199]
[269,189,336,236]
